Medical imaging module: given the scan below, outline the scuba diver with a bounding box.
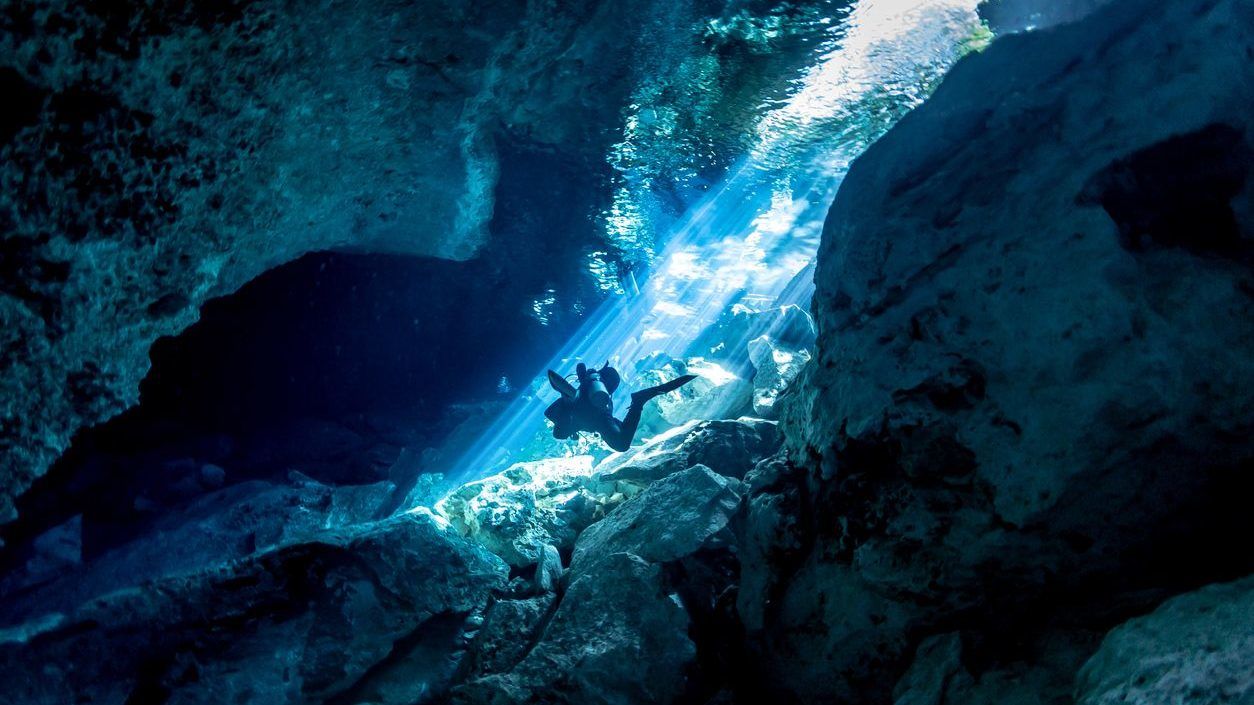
[544,362,696,452]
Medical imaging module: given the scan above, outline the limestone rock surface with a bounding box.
[436,455,600,568]
[747,334,811,417]
[747,0,1254,700]
[571,465,741,572]
[635,356,755,436]
[1076,575,1254,705]
[0,513,507,704]
[595,418,782,492]
[451,551,695,705]
[0,475,396,623]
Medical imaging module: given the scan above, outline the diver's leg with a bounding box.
[599,417,632,452]
[605,374,698,451]
[630,374,698,405]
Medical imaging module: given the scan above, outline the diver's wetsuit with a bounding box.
[544,363,696,452]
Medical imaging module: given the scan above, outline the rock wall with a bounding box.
[0,0,826,525]
[751,0,1254,700]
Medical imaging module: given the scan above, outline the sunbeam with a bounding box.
[444,0,988,484]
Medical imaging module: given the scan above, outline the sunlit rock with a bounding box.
[685,303,816,363]
[1076,575,1254,705]
[0,513,507,704]
[571,465,741,573]
[452,552,695,705]
[595,418,781,493]
[747,334,811,417]
[636,356,754,436]
[436,456,600,568]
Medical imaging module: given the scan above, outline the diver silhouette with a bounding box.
[543,362,697,452]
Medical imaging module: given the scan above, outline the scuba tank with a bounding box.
[582,368,612,414]
[573,362,612,414]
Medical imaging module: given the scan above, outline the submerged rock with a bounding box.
[452,552,695,705]
[533,543,564,593]
[747,334,811,417]
[890,628,1099,705]
[751,0,1254,700]
[459,593,558,681]
[0,476,396,624]
[595,418,782,493]
[436,455,600,567]
[572,465,741,572]
[0,513,507,704]
[1076,575,1254,705]
[636,356,755,436]
[685,303,817,364]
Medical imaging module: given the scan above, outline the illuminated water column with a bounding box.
[443,0,988,484]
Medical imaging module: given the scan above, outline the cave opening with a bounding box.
[0,140,619,585]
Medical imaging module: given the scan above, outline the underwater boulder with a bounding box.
[685,303,817,364]
[0,476,396,626]
[0,512,507,704]
[747,334,812,417]
[755,0,1254,700]
[452,552,695,705]
[571,465,741,574]
[890,628,1098,705]
[436,455,601,567]
[635,357,755,436]
[459,593,558,682]
[1076,575,1254,705]
[595,418,782,493]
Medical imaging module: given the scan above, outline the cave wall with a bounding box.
[746,0,1254,700]
[0,0,832,526]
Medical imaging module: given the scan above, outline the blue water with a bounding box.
[446,0,990,484]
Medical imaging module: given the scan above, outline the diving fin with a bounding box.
[548,369,578,400]
[632,374,698,404]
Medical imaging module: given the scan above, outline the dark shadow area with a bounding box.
[0,140,617,579]
[1082,123,1251,257]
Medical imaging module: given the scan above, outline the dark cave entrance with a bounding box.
[1,141,621,572]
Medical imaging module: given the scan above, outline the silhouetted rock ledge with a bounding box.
[756,0,1253,701]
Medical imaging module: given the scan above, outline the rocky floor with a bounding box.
[0,418,785,704]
